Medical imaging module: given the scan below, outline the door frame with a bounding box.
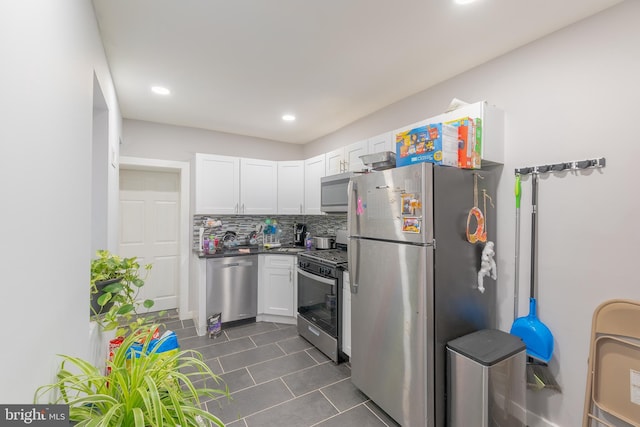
[119,156,190,320]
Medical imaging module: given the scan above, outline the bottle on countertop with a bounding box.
[209,235,216,253]
[305,232,312,249]
[203,235,210,254]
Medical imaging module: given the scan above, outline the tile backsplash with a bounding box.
[192,214,347,249]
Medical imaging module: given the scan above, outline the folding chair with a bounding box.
[583,299,640,426]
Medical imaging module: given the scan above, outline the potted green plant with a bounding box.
[90,250,156,336]
[35,326,229,426]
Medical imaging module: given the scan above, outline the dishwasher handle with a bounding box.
[212,260,255,269]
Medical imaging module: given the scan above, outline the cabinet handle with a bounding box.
[289,269,292,282]
[300,204,302,213]
[235,203,238,214]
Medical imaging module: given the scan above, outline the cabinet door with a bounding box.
[195,154,240,214]
[368,131,394,154]
[277,161,304,215]
[304,154,325,215]
[240,158,277,214]
[325,148,344,175]
[261,255,295,317]
[344,140,367,172]
[342,270,352,357]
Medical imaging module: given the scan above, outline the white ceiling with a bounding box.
[92,0,621,144]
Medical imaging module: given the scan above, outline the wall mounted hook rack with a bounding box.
[514,157,606,176]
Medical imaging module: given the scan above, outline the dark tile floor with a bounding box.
[160,312,400,427]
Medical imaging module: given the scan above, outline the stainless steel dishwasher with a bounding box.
[206,255,258,323]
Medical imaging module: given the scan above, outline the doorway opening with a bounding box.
[119,157,190,319]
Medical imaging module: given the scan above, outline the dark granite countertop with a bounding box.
[195,245,313,259]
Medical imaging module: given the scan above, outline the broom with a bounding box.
[513,174,560,392]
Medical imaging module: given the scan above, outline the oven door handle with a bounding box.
[297,268,336,286]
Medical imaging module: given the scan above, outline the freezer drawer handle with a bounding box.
[307,325,321,337]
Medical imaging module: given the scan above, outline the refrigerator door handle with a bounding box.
[348,239,359,294]
[347,179,356,238]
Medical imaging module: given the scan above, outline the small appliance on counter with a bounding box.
[293,223,307,246]
[313,235,336,249]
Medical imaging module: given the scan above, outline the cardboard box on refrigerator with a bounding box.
[395,123,458,167]
[445,116,481,169]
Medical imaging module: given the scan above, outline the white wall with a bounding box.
[304,2,640,426]
[0,0,121,402]
[122,119,304,162]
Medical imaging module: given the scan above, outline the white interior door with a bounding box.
[119,169,180,312]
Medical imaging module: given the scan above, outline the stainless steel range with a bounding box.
[296,230,348,363]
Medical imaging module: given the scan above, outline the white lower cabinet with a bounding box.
[342,270,352,357]
[258,255,297,324]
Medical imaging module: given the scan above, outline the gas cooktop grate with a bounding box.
[299,249,348,265]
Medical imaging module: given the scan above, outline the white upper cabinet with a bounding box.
[304,154,325,215]
[344,140,367,172]
[367,131,394,154]
[193,154,240,214]
[277,161,304,214]
[193,154,277,215]
[325,140,368,175]
[240,158,277,214]
[325,148,344,175]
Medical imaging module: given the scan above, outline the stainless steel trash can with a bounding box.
[447,329,527,427]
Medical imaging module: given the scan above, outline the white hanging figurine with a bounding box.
[477,241,497,293]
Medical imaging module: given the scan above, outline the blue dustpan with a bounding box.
[510,173,554,363]
[510,297,554,363]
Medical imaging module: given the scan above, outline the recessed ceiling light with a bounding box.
[151,86,171,95]
[282,114,296,122]
[454,0,476,4]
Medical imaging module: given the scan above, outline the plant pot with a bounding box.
[90,278,121,316]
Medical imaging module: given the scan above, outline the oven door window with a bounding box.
[297,268,337,337]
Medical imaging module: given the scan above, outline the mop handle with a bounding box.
[530,173,538,300]
[514,175,521,321]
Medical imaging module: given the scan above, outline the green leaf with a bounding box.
[96,293,112,306]
[132,407,144,427]
[116,304,134,315]
[102,282,123,293]
[102,323,117,332]
[143,299,155,309]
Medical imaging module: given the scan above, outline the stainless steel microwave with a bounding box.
[321,172,356,213]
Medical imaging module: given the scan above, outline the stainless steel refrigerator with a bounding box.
[347,162,501,427]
